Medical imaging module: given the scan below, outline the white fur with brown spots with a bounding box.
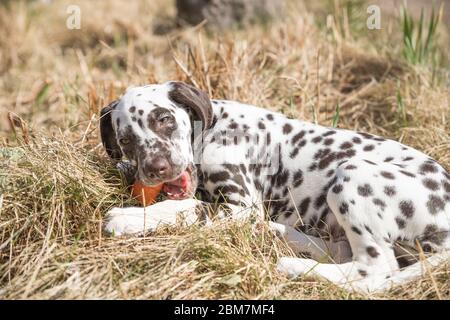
[101,81,450,293]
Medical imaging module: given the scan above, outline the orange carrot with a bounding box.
[131,181,163,206]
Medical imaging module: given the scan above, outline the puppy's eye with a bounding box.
[159,115,172,124]
[119,138,130,145]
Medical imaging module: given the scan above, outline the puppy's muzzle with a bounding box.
[143,157,173,181]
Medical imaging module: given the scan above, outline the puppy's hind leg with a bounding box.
[278,163,401,293]
[269,222,352,263]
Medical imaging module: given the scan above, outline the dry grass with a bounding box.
[0,0,449,299]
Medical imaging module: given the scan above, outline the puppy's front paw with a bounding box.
[277,257,318,279]
[268,221,286,237]
[103,207,149,236]
[103,199,202,237]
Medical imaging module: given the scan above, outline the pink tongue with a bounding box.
[167,171,190,188]
[162,171,190,197]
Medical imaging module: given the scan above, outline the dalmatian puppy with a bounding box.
[100,81,450,293]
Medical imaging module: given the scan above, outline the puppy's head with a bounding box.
[100,81,213,199]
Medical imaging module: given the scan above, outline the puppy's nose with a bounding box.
[144,157,171,179]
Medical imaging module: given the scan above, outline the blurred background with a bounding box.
[0,0,448,139]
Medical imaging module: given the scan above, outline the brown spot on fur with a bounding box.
[351,226,362,235]
[283,123,293,134]
[358,184,373,197]
[352,137,362,144]
[358,269,368,277]
[420,162,438,174]
[209,171,231,183]
[399,200,415,218]
[396,217,406,229]
[384,186,396,196]
[400,170,415,178]
[373,198,386,210]
[340,141,353,149]
[423,178,440,191]
[322,131,336,137]
[339,202,349,214]
[292,131,306,145]
[290,148,299,158]
[427,195,445,215]
[367,246,379,258]
[293,169,304,187]
[364,159,377,165]
[443,180,450,193]
[299,197,310,216]
[421,224,449,246]
[380,171,395,180]
[332,184,343,194]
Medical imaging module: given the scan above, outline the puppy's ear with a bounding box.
[100,100,122,161]
[168,81,213,130]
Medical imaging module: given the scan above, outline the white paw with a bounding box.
[268,221,286,237]
[103,207,152,236]
[276,257,318,279]
[103,199,202,237]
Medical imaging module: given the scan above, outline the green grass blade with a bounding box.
[331,103,340,128]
